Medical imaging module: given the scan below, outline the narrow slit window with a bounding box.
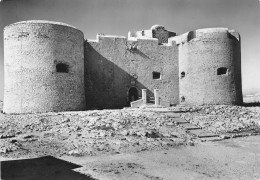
[153,72,161,80]
[217,67,228,75]
[187,30,196,42]
[56,63,69,73]
[180,71,185,78]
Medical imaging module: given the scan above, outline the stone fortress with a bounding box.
[3,20,243,114]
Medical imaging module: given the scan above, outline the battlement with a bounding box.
[172,27,240,45]
[87,34,127,43]
[87,31,176,47]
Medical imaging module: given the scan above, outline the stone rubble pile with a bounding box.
[0,110,189,157]
[180,105,260,133]
[0,104,259,158]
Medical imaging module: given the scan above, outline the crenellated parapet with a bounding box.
[172,28,240,45]
[88,32,177,48]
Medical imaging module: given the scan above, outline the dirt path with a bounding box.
[62,136,260,180]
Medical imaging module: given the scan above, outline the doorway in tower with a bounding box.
[128,87,139,103]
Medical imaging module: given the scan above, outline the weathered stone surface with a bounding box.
[181,123,201,130]
[3,21,85,113]
[177,28,242,105]
[171,117,189,124]
[85,32,179,109]
[3,21,243,113]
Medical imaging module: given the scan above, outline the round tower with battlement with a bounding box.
[3,20,86,113]
[177,28,243,105]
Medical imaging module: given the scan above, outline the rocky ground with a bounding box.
[180,105,260,134]
[0,101,260,160]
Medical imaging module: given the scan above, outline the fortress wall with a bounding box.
[3,20,85,113]
[85,35,179,109]
[178,28,243,105]
[85,36,128,109]
[3,21,243,112]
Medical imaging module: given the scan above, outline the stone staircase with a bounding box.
[130,89,171,108]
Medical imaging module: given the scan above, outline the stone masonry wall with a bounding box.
[3,21,243,113]
[3,21,86,113]
[85,35,179,109]
[177,28,243,105]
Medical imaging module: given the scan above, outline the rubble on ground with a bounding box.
[0,101,260,158]
[180,105,260,133]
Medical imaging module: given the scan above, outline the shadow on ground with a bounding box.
[243,102,260,107]
[1,156,96,180]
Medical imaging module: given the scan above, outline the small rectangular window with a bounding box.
[217,67,228,75]
[153,72,161,79]
[56,63,69,73]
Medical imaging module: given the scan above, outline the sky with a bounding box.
[0,0,259,100]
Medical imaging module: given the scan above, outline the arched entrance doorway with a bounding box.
[128,87,139,102]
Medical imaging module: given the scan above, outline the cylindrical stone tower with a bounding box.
[3,20,86,113]
[178,28,242,105]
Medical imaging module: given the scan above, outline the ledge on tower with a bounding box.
[4,20,80,31]
[173,27,240,45]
